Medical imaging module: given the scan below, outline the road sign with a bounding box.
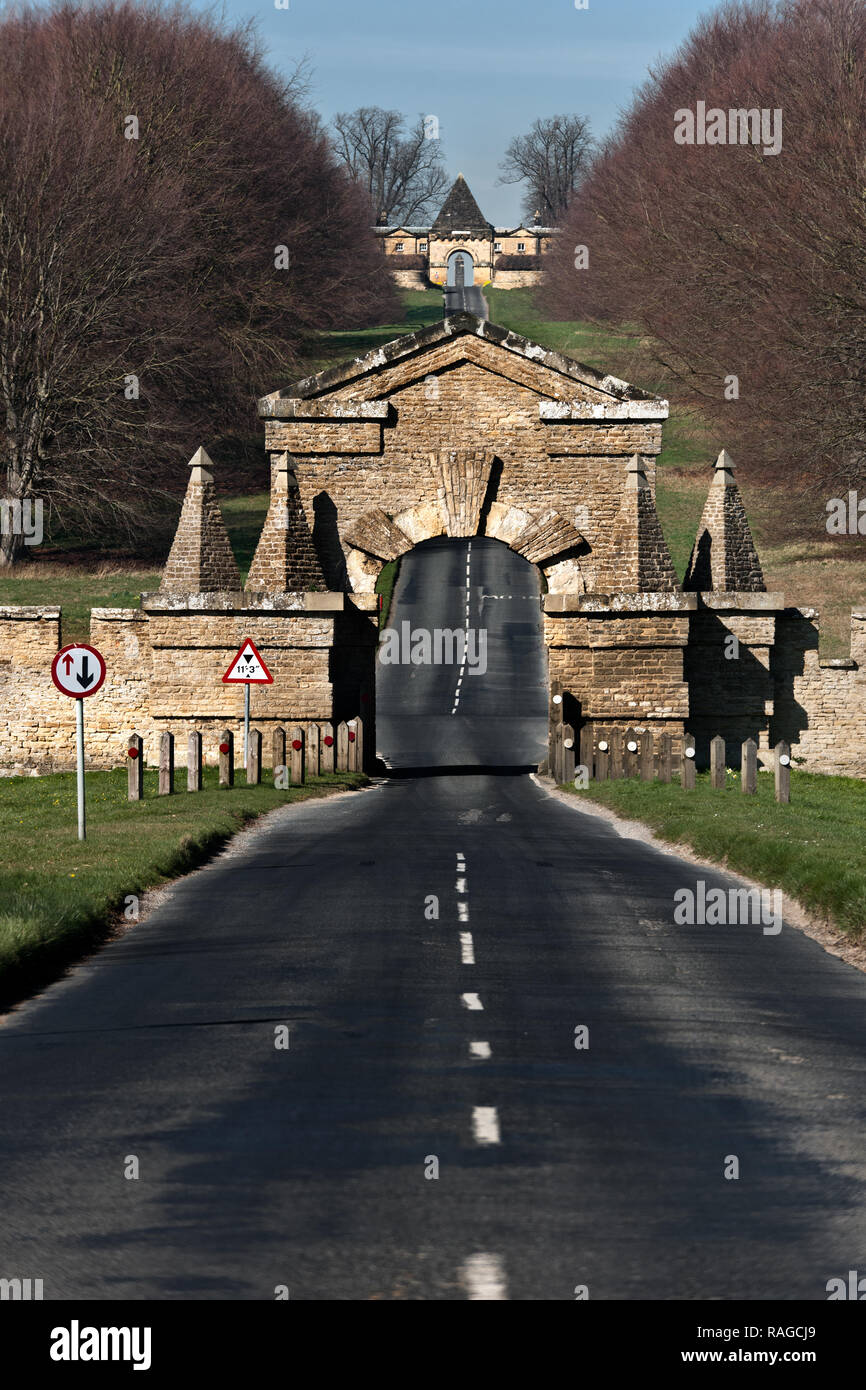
[50,644,107,841]
[222,639,273,685]
[51,643,107,698]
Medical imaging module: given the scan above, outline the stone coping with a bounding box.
[544,593,698,614]
[0,606,60,619]
[819,658,857,669]
[140,591,344,613]
[265,401,391,421]
[696,592,786,611]
[540,400,669,422]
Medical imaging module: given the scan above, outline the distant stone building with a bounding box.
[375,174,556,291]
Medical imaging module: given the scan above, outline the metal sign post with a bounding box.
[222,639,274,773]
[51,643,108,842]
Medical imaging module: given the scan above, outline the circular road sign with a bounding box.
[51,643,107,699]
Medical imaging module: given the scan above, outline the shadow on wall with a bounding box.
[770,608,818,752]
[313,492,348,591]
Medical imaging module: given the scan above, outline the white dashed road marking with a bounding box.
[459,931,475,964]
[472,1106,501,1145]
[458,901,469,922]
[460,1253,508,1300]
[451,541,473,716]
[461,992,483,1011]
[469,1041,491,1059]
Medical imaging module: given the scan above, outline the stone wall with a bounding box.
[771,608,866,776]
[0,595,362,774]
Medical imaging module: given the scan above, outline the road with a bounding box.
[443,283,488,319]
[1,538,865,1300]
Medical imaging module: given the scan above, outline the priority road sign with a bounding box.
[51,643,107,698]
[50,644,107,842]
[222,639,273,685]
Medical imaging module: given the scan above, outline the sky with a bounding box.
[204,0,715,225]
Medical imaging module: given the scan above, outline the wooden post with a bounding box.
[561,724,575,784]
[710,735,726,789]
[639,730,654,782]
[320,723,335,774]
[658,733,672,784]
[306,723,321,777]
[159,732,174,795]
[247,729,262,786]
[289,727,306,786]
[271,727,286,781]
[624,727,639,779]
[348,718,363,773]
[595,731,610,782]
[741,738,758,794]
[775,740,791,804]
[681,733,696,789]
[579,724,594,782]
[551,719,564,782]
[548,681,563,779]
[609,728,624,780]
[339,721,352,772]
[127,733,144,801]
[219,730,234,788]
[187,731,202,792]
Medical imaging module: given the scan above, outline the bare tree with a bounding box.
[331,107,449,224]
[0,2,398,566]
[498,115,595,224]
[541,0,866,497]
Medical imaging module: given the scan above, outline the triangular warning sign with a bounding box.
[222,638,273,684]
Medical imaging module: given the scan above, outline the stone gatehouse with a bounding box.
[1,312,864,776]
[375,174,556,290]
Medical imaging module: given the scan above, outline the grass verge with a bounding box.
[0,766,367,1010]
[560,771,866,941]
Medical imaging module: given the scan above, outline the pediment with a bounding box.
[259,314,663,419]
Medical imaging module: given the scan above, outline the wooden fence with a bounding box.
[551,722,791,804]
[125,719,364,800]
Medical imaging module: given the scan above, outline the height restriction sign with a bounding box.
[222,639,273,685]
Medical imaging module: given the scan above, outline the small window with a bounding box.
[494,241,502,253]
[517,241,526,253]
[394,242,404,253]
[419,241,428,252]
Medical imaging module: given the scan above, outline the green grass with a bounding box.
[375,557,401,627]
[562,771,866,941]
[301,290,444,375]
[0,765,367,1009]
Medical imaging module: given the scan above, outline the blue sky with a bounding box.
[213,0,714,223]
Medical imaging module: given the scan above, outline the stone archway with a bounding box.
[341,448,588,598]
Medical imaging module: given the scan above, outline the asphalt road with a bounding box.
[1,539,865,1300]
[443,283,488,318]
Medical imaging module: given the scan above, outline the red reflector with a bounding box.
[127,748,139,759]
[219,742,230,755]
[291,739,302,751]
[323,736,334,747]
[348,732,356,742]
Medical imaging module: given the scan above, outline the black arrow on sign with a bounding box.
[76,656,94,689]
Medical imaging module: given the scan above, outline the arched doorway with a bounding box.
[447,250,474,287]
